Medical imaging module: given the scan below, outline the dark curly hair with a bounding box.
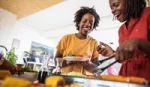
[125,0,146,20]
[74,6,100,30]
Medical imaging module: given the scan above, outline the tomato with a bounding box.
[77,55,83,57]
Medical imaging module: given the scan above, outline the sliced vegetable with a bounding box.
[71,54,76,56]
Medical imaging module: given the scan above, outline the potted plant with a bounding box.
[6,48,18,65]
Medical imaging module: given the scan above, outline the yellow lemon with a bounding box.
[70,83,82,87]
[0,70,11,80]
[1,77,31,87]
[45,76,65,86]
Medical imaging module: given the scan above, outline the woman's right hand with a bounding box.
[97,42,114,56]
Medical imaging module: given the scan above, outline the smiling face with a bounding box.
[78,13,95,36]
[109,0,127,22]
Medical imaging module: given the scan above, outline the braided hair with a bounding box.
[124,0,146,20]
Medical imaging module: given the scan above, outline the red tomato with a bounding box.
[78,55,83,57]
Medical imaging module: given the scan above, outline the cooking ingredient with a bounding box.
[100,75,146,84]
[71,54,76,56]
[0,70,11,80]
[77,55,83,57]
[45,76,65,86]
[100,75,127,82]
[32,80,40,86]
[127,76,146,84]
[70,83,82,87]
[67,72,86,77]
[0,77,31,87]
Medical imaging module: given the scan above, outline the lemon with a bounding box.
[70,83,82,87]
[45,76,65,86]
[67,72,86,77]
[1,77,31,87]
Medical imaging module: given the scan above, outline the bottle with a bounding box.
[37,55,50,83]
[52,58,63,75]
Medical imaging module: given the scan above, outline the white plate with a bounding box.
[63,56,89,62]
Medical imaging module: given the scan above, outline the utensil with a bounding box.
[92,55,117,77]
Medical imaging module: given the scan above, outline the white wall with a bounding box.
[14,22,54,52]
[0,8,17,50]
[90,27,119,50]
[0,8,54,64]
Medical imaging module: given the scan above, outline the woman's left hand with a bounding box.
[115,38,139,63]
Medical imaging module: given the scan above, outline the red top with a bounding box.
[119,7,150,80]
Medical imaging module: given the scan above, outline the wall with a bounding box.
[0,8,17,50]
[90,27,119,50]
[0,8,54,64]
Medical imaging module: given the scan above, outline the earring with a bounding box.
[112,15,116,21]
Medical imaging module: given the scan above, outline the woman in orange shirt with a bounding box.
[97,0,150,80]
[55,6,100,75]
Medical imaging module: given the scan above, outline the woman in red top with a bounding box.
[97,0,150,80]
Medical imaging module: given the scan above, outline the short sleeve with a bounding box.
[56,35,67,55]
[91,40,99,62]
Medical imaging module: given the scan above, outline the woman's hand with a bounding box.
[81,60,97,72]
[115,38,139,63]
[97,42,114,56]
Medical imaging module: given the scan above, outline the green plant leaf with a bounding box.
[7,48,18,65]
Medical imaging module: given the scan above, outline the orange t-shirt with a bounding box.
[56,33,99,75]
[119,7,150,80]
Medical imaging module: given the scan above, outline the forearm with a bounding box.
[137,39,150,56]
[54,51,63,67]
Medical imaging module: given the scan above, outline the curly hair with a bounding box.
[124,0,146,20]
[74,6,100,30]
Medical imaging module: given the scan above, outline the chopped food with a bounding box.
[45,76,65,86]
[63,72,87,77]
[100,75,127,82]
[0,70,11,80]
[32,80,40,86]
[1,77,31,87]
[127,76,146,84]
[70,83,82,87]
[71,54,76,56]
[77,55,83,57]
[100,75,147,84]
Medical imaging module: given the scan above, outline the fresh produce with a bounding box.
[71,54,76,56]
[0,75,83,87]
[77,55,83,57]
[45,76,65,87]
[1,77,31,87]
[100,75,146,84]
[70,83,82,87]
[62,72,86,77]
[0,70,11,80]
